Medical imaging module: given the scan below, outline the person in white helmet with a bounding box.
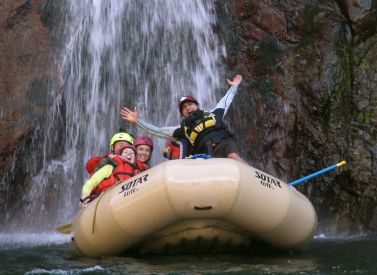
[121,75,244,161]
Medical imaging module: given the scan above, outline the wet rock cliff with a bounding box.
[0,0,60,177]
[216,0,377,235]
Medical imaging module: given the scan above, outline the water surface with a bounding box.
[1,233,376,274]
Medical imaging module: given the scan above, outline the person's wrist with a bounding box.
[80,196,89,202]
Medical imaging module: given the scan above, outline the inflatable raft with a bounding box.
[72,158,317,257]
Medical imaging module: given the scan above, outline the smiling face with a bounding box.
[181,101,199,118]
[136,144,152,163]
[121,148,136,164]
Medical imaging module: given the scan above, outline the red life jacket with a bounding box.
[163,140,181,160]
[90,155,138,197]
[85,153,121,177]
[136,160,150,172]
[86,155,104,177]
[170,145,180,159]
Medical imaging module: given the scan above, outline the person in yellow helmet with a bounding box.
[85,131,134,177]
[81,131,136,206]
[81,145,138,207]
[109,132,135,155]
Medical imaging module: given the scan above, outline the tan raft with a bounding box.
[72,158,317,257]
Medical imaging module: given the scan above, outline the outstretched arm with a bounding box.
[211,74,243,116]
[121,106,179,139]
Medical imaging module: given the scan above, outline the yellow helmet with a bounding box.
[109,132,134,150]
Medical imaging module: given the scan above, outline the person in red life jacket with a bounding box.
[134,136,154,171]
[162,139,181,160]
[85,131,135,177]
[121,75,245,161]
[80,145,138,207]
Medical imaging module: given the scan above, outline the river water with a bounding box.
[1,233,376,274]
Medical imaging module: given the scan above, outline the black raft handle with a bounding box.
[193,205,213,211]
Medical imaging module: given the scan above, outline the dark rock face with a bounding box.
[216,0,377,235]
[0,0,376,236]
[0,0,55,178]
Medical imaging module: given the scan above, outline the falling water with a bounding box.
[2,0,226,232]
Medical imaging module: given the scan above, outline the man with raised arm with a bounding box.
[121,75,244,161]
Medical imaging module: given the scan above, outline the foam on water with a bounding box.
[314,232,375,241]
[0,232,70,250]
[25,266,105,275]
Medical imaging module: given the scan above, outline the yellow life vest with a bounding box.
[184,112,217,145]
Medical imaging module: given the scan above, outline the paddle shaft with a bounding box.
[288,161,346,186]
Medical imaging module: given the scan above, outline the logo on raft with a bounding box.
[119,174,149,197]
[255,171,282,189]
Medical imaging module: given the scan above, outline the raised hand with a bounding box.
[121,106,139,123]
[226,74,243,86]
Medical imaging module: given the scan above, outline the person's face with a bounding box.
[181,101,198,117]
[121,148,135,163]
[113,141,131,155]
[136,144,152,163]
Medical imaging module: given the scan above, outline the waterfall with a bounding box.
[2,0,226,231]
